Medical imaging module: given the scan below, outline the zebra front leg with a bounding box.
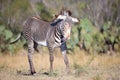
[60,43,70,74]
[48,46,54,73]
[28,41,36,75]
[49,51,54,73]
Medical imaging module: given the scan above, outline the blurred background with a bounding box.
[0,0,120,55]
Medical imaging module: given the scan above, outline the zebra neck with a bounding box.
[53,28,64,45]
[50,19,63,26]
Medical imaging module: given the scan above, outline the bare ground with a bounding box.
[0,49,120,80]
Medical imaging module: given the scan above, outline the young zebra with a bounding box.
[10,9,79,75]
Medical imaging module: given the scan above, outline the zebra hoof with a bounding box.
[31,71,36,75]
[66,69,71,74]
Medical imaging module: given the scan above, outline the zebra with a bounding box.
[10,9,79,75]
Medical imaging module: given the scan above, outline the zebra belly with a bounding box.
[36,41,47,46]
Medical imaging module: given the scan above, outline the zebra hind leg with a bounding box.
[34,41,39,52]
[28,41,36,75]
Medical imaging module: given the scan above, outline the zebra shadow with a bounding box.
[16,70,58,76]
[16,70,33,76]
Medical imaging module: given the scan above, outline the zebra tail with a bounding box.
[10,33,22,44]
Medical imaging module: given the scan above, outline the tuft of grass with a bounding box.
[48,72,58,77]
[73,62,87,77]
[73,62,80,69]
[92,75,102,80]
[0,61,9,70]
[42,71,58,77]
[75,67,86,77]
[73,52,95,77]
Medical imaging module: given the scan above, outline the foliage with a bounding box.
[36,2,52,21]
[69,18,120,54]
[67,26,79,52]
[0,0,120,55]
[101,22,120,52]
[0,25,14,54]
[0,0,33,33]
[68,18,104,53]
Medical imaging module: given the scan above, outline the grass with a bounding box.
[92,75,102,80]
[0,49,120,80]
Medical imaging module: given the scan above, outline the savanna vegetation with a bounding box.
[0,0,120,55]
[0,0,120,80]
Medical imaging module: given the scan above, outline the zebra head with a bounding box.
[55,9,79,41]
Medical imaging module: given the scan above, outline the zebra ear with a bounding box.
[71,17,79,23]
[57,15,67,20]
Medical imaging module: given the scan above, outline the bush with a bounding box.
[68,18,120,54]
[0,25,14,54]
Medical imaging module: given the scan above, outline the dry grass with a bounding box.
[0,49,120,80]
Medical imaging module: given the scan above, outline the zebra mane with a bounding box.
[50,19,63,26]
